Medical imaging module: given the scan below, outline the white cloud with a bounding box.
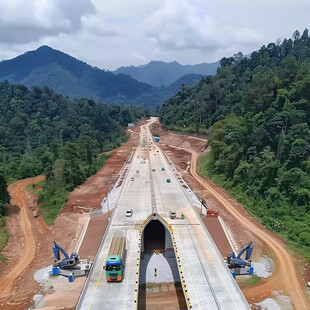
[0,0,95,44]
[0,0,310,69]
[81,14,119,37]
[145,0,262,53]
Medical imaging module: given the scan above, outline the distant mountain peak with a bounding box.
[148,60,180,65]
[114,59,219,86]
[37,45,53,51]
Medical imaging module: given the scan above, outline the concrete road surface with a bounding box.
[77,118,250,310]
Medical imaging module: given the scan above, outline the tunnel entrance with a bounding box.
[139,219,187,309]
[143,220,165,253]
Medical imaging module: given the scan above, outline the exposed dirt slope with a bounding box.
[0,176,45,293]
[64,130,140,212]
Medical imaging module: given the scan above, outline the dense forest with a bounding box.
[0,81,151,223]
[133,73,205,109]
[0,175,9,216]
[160,30,310,251]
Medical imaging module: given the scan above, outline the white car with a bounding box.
[169,211,176,219]
[126,209,133,217]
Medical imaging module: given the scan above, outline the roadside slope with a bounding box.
[0,175,45,293]
[189,150,310,310]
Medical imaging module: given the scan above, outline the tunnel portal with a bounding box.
[143,220,165,253]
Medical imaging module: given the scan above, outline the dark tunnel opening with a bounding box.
[143,220,165,253]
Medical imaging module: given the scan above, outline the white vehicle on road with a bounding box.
[125,209,133,217]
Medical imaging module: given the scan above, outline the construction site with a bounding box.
[0,118,309,310]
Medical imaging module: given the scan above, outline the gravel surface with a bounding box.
[139,253,180,283]
[32,294,43,306]
[274,294,294,310]
[33,265,51,285]
[256,298,281,310]
[252,257,273,278]
[255,295,293,310]
[32,266,52,308]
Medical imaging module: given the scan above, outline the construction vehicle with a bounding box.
[206,209,218,218]
[104,235,126,282]
[52,241,79,269]
[51,241,91,282]
[227,242,254,278]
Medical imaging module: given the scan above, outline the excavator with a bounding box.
[51,241,91,282]
[227,241,254,278]
[52,241,79,269]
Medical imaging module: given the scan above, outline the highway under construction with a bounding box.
[76,118,250,310]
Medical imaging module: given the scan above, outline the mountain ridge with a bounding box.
[114,59,219,86]
[0,45,217,107]
[0,45,152,102]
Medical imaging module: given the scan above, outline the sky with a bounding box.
[0,0,310,70]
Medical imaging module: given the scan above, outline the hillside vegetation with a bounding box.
[134,73,204,109]
[0,46,217,108]
[0,81,150,223]
[160,30,310,250]
[0,46,152,104]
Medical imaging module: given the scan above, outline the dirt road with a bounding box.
[0,175,45,293]
[189,150,310,310]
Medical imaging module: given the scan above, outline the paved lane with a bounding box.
[77,118,250,310]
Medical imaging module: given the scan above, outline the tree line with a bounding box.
[0,81,151,218]
[160,29,310,248]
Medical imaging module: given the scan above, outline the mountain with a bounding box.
[133,73,204,108]
[0,45,152,103]
[114,60,219,86]
[0,46,216,108]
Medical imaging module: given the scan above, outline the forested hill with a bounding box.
[0,46,214,108]
[160,29,310,249]
[0,81,150,216]
[114,60,219,86]
[0,45,152,103]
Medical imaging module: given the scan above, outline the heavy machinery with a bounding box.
[104,235,126,282]
[227,242,254,278]
[50,241,91,282]
[52,241,79,269]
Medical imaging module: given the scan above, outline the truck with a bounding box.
[104,235,126,282]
